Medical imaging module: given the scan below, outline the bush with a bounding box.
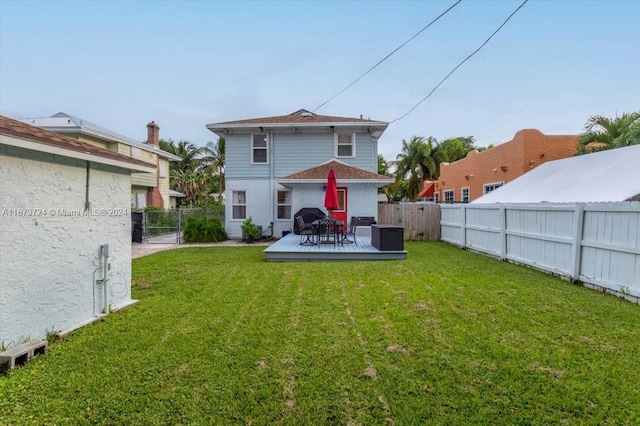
[182,216,228,243]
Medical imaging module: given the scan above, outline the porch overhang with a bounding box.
[277,178,394,189]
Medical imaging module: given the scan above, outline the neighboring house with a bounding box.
[473,144,640,203]
[20,113,181,209]
[0,116,155,348]
[417,181,436,201]
[169,189,186,209]
[435,129,578,203]
[206,109,393,238]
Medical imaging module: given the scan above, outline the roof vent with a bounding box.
[300,112,313,117]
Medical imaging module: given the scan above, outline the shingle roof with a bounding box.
[211,109,386,126]
[279,159,393,182]
[0,115,155,171]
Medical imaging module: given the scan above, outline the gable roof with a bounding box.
[0,115,155,173]
[207,109,388,136]
[473,145,640,203]
[20,112,181,161]
[278,159,393,188]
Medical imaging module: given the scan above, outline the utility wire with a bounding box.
[390,0,529,124]
[312,0,463,112]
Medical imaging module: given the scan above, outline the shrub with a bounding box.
[240,217,261,242]
[182,216,228,243]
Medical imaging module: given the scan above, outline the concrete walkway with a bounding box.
[132,239,272,259]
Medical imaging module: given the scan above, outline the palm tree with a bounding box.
[200,137,225,202]
[393,136,437,201]
[160,139,205,173]
[576,112,640,155]
[432,136,477,179]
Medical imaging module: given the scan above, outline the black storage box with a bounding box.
[371,224,404,251]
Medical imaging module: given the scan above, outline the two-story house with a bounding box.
[206,109,393,239]
[21,113,181,209]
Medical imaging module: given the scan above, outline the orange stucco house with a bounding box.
[435,129,578,203]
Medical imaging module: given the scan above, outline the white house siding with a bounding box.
[0,147,134,347]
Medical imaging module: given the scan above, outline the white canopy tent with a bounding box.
[473,145,640,203]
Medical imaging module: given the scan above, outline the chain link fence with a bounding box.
[133,207,225,244]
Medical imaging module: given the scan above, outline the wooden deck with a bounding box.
[263,233,407,262]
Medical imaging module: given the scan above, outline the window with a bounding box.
[159,160,168,178]
[252,134,268,164]
[232,191,246,219]
[483,182,504,194]
[277,190,291,220]
[335,133,355,157]
[461,187,470,203]
[434,192,440,203]
[443,190,454,204]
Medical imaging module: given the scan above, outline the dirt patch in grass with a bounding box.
[386,345,409,356]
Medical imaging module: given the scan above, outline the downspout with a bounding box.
[269,130,275,229]
[101,244,110,314]
[85,161,91,211]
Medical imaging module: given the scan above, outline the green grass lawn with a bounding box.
[1,242,639,425]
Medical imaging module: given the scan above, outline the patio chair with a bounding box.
[296,215,315,246]
[341,217,357,246]
[316,217,337,248]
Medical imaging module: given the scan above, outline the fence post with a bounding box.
[178,209,182,244]
[569,203,585,281]
[459,204,466,248]
[499,204,507,260]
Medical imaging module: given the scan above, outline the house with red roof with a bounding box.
[207,109,393,238]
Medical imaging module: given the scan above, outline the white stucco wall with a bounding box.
[0,147,134,348]
[225,179,272,239]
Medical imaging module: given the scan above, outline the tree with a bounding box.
[393,136,437,201]
[576,112,640,155]
[432,136,477,179]
[377,154,390,176]
[200,137,226,202]
[160,139,205,173]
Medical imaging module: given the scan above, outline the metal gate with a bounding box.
[143,209,180,244]
[138,208,225,244]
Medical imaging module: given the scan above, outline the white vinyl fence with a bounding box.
[441,202,640,302]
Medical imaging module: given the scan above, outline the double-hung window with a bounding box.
[335,133,355,157]
[232,191,246,219]
[483,182,504,194]
[277,190,291,220]
[252,134,268,164]
[443,190,454,204]
[461,187,470,203]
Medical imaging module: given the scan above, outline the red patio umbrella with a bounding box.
[324,168,338,214]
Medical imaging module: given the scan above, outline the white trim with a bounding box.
[207,121,388,130]
[0,134,156,173]
[461,186,470,203]
[231,190,247,220]
[37,126,182,161]
[483,181,505,194]
[443,189,455,204]
[251,133,269,165]
[276,189,292,220]
[334,132,356,158]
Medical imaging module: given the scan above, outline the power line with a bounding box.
[312,0,463,113]
[390,0,529,124]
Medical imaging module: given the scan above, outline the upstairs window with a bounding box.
[335,133,355,157]
[232,191,246,219]
[252,134,268,164]
[483,182,504,194]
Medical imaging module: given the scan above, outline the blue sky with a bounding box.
[1,0,638,161]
